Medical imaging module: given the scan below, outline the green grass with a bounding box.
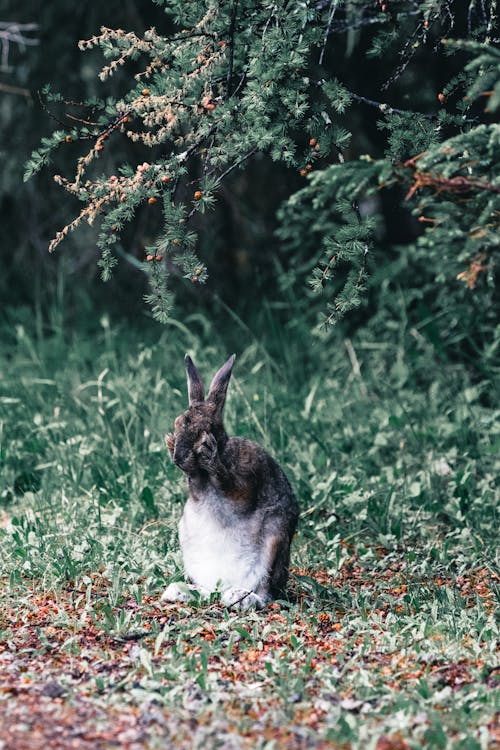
[0,300,499,749]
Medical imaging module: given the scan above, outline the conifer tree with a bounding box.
[26,1,499,325]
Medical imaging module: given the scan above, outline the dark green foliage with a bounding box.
[308,199,373,324]
[23,0,498,330]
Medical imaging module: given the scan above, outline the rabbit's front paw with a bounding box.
[194,431,218,470]
[165,433,175,456]
[221,588,266,610]
[161,582,195,603]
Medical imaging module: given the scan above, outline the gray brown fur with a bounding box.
[163,354,298,608]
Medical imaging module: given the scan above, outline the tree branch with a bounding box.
[0,22,38,73]
[0,81,30,98]
[226,0,239,99]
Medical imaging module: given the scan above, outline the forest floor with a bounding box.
[0,308,498,749]
[0,561,498,750]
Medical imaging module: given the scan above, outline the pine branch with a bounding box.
[350,92,437,120]
[226,0,239,99]
[319,0,338,67]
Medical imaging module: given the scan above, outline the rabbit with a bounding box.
[162,353,299,609]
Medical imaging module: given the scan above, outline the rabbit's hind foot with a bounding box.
[221,587,268,610]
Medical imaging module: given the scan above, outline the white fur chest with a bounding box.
[178,489,265,593]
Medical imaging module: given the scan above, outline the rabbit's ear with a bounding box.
[185,354,205,404]
[207,354,236,417]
